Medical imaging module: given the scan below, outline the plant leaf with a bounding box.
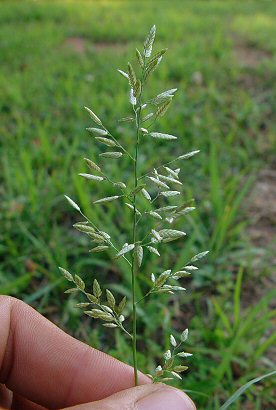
[220,370,276,410]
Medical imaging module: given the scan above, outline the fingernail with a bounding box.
[137,387,195,410]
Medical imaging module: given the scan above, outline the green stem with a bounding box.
[79,211,132,267]
[131,53,146,387]
[81,289,133,339]
[102,126,135,161]
[138,157,181,181]
[131,110,140,386]
[136,289,152,305]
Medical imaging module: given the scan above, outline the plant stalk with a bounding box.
[131,55,146,387]
[131,110,141,386]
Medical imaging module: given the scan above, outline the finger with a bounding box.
[0,296,149,409]
[0,385,47,410]
[0,384,12,408]
[11,394,48,410]
[63,384,196,410]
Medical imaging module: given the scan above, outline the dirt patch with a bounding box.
[232,35,272,68]
[246,169,276,247]
[234,43,271,68]
[63,37,128,54]
[243,169,276,307]
[64,37,86,54]
[244,170,276,364]
[92,41,128,53]
[236,73,259,90]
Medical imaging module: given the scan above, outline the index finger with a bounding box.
[0,296,149,409]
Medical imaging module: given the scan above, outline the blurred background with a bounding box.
[0,1,275,408]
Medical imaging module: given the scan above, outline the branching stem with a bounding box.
[102,126,135,161]
[138,157,181,181]
[79,211,132,267]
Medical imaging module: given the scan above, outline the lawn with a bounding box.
[0,1,276,409]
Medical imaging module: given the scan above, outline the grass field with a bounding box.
[1,1,276,409]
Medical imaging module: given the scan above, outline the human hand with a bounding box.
[0,296,195,409]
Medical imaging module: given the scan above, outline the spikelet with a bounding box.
[84,106,102,126]
[144,25,156,57]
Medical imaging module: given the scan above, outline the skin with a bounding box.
[0,296,195,410]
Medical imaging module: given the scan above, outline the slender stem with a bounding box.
[136,289,152,305]
[81,289,133,339]
[131,135,139,386]
[131,55,146,386]
[131,105,141,387]
[138,157,181,181]
[102,126,135,161]
[79,211,132,267]
[120,324,133,339]
[99,170,134,203]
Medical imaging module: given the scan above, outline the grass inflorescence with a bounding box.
[60,25,207,385]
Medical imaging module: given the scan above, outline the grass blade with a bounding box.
[220,370,276,410]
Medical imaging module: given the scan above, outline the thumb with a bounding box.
[64,383,196,410]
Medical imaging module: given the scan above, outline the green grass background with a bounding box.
[1,1,275,409]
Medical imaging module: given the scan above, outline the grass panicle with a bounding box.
[60,26,208,386]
